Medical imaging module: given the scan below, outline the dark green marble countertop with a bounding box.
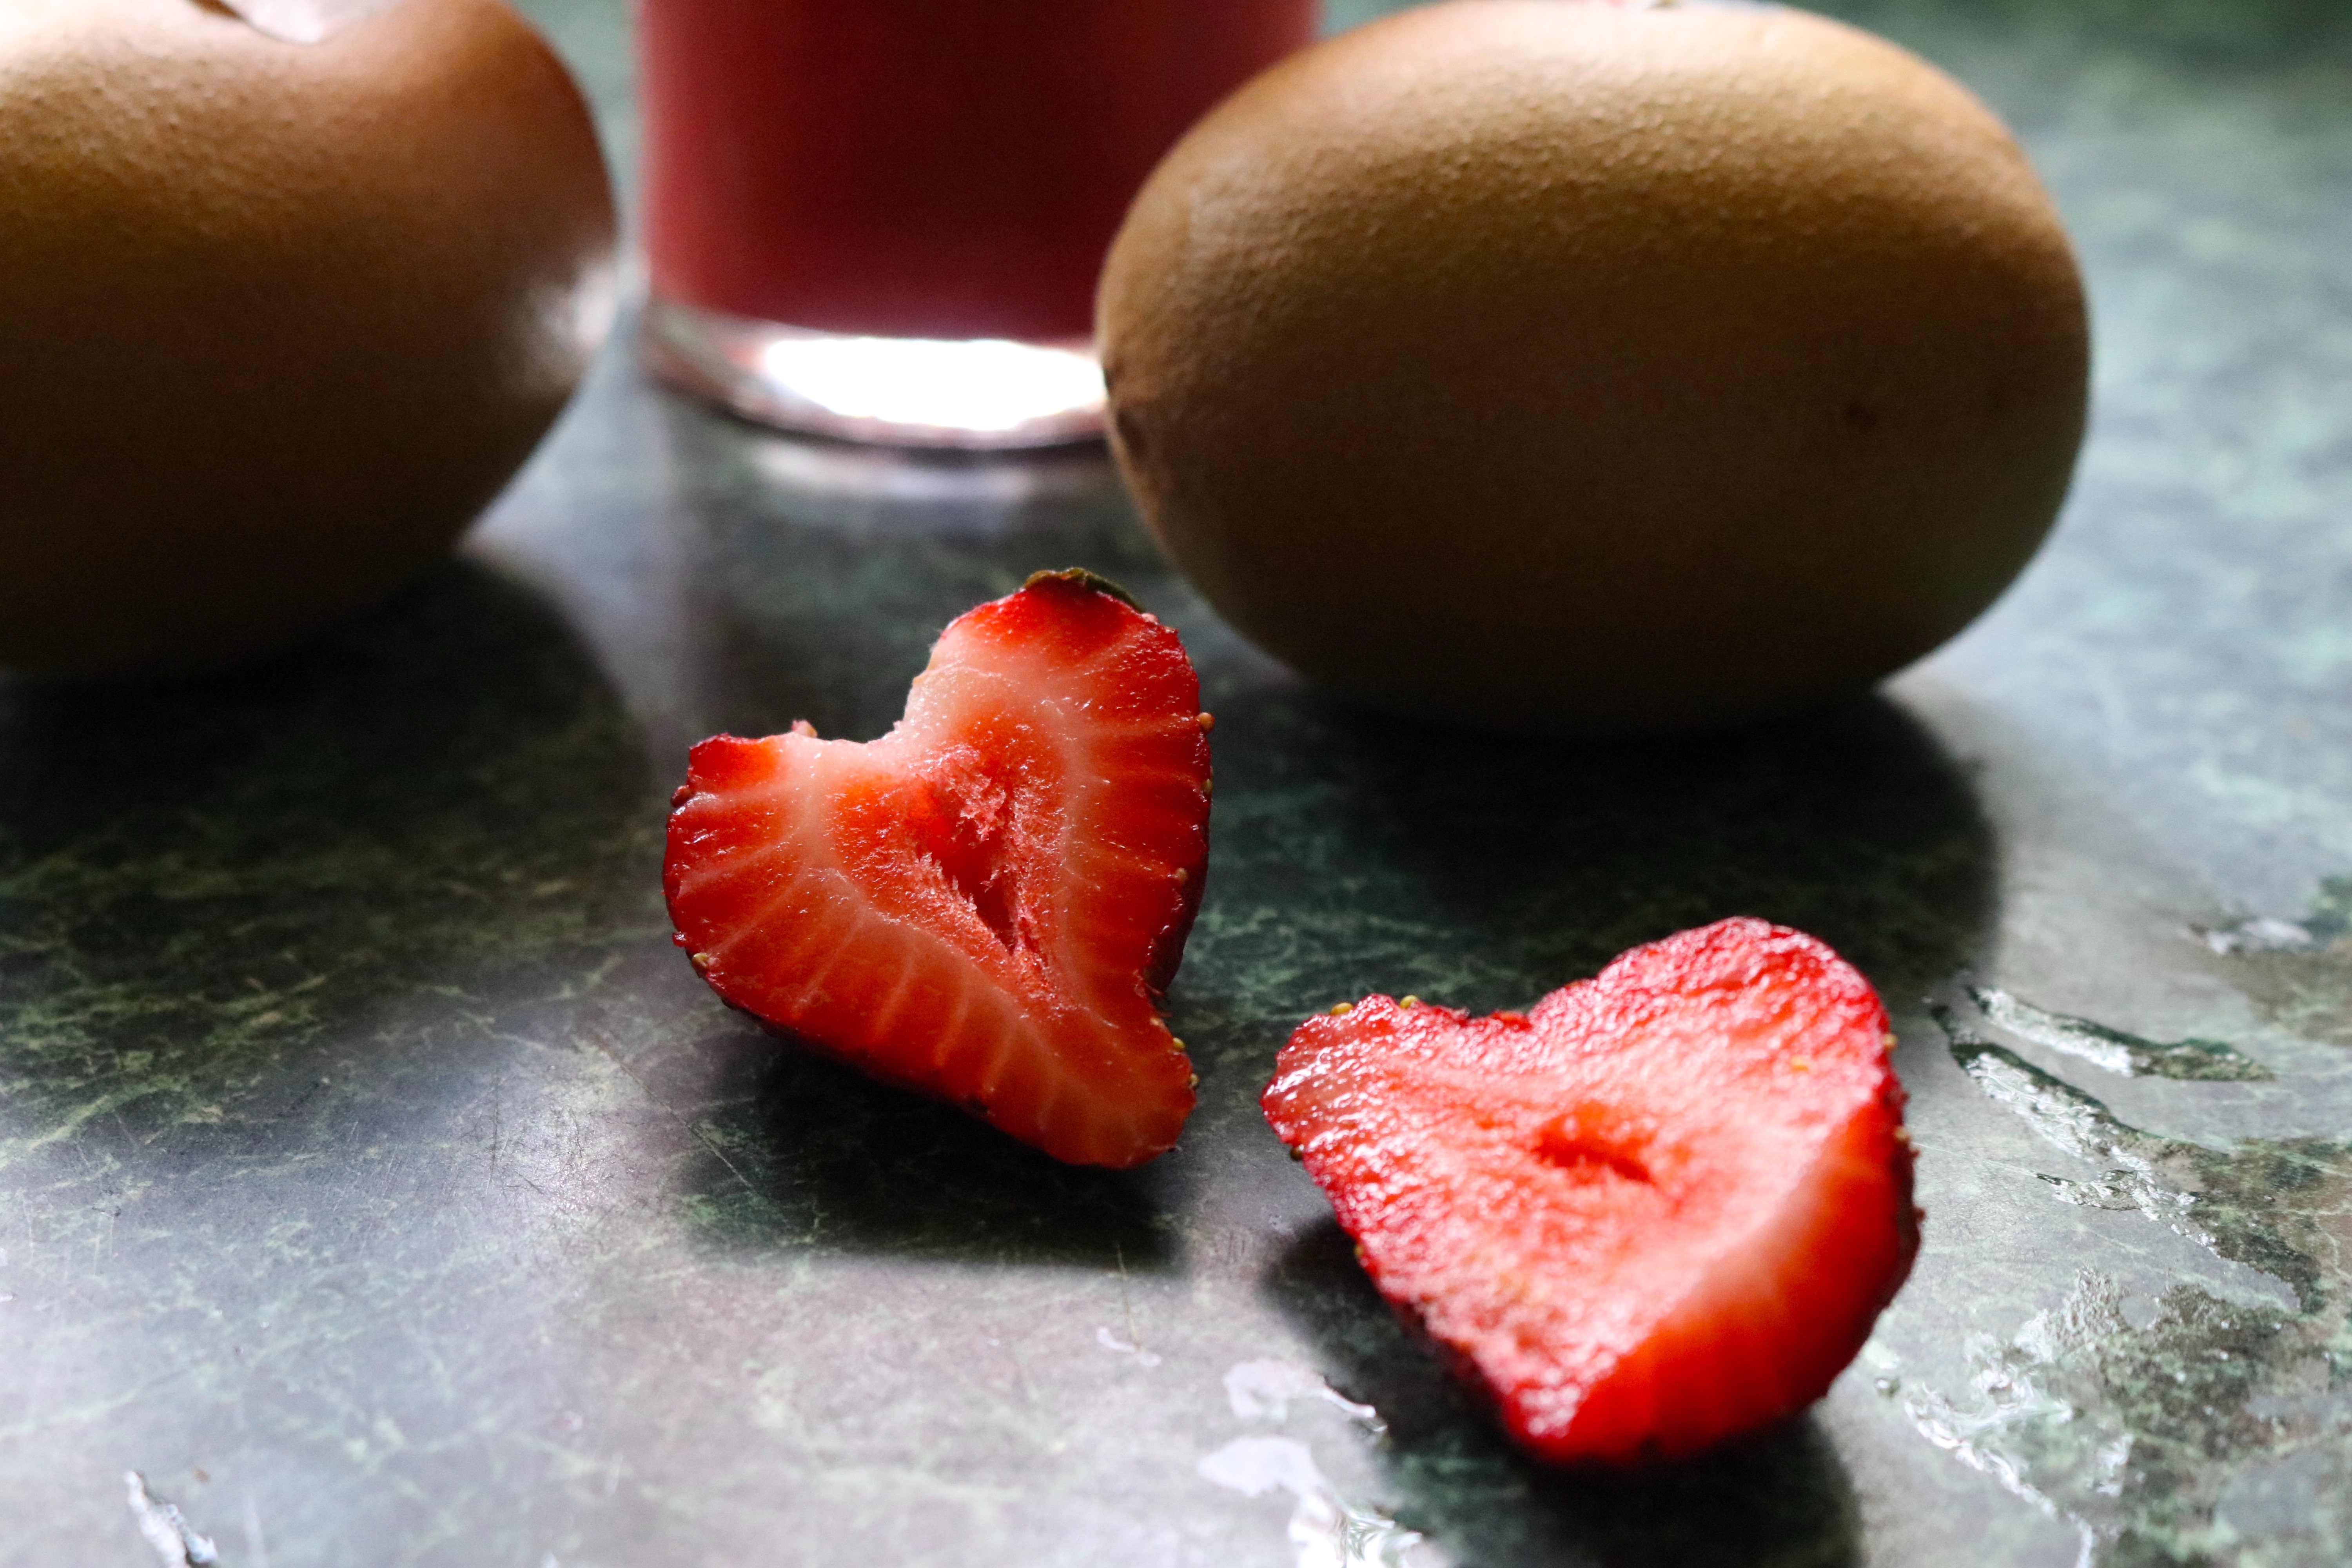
[7,2,2352,1563]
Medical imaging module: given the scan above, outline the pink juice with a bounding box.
[639,0,1320,345]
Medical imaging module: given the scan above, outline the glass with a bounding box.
[637,0,1319,448]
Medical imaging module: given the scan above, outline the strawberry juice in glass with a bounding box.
[637,0,1319,448]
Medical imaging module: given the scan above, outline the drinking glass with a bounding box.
[637,0,1319,448]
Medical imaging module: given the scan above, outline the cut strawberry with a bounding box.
[664,570,1211,1168]
[1263,918,1916,1465]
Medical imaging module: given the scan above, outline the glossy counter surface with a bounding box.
[5,2,2351,1563]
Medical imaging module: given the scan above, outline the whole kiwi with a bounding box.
[0,0,615,677]
[1099,0,2088,734]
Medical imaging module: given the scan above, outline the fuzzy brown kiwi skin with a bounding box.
[0,0,616,678]
[1099,0,2089,736]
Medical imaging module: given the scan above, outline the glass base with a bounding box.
[642,295,1107,450]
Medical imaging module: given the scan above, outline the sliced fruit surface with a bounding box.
[664,570,1211,1168]
[1263,917,1917,1464]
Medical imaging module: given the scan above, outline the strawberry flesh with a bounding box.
[1262,917,1917,1465]
[665,571,1210,1168]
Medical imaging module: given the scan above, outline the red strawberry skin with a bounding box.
[1263,918,1916,1465]
[664,571,1211,1168]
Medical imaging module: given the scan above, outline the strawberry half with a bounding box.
[664,570,1211,1168]
[1263,918,1916,1465]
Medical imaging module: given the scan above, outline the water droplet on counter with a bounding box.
[1899,1002,2352,1563]
[1902,1270,2348,1566]
[1225,1359,1386,1433]
[1095,1325,1161,1367]
[2199,916,2317,956]
[1958,985,2270,1081]
[1199,1437,1444,1568]
[1936,1019,2338,1307]
[126,1472,217,1566]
